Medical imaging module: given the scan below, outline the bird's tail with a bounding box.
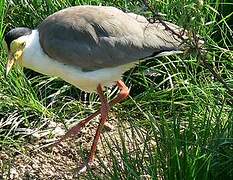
[128,12,204,58]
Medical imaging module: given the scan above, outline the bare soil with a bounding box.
[0,113,146,180]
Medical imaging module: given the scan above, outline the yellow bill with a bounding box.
[4,40,26,77]
[6,53,15,76]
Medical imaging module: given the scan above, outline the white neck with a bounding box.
[21,30,80,78]
[21,30,50,72]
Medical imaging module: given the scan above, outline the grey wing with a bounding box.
[38,6,185,71]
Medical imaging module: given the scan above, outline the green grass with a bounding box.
[1,0,233,179]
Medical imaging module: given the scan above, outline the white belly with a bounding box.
[24,56,134,92]
[21,30,135,92]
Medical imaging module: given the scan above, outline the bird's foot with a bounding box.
[77,161,94,175]
[78,165,88,175]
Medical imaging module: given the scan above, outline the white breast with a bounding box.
[20,30,135,92]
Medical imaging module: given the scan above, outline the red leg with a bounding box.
[86,81,129,162]
[78,84,110,173]
[110,80,130,105]
[95,80,130,131]
[78,81,129,174]
[53,80,129,146]
[52,110,100,146]
[86,84,109,164]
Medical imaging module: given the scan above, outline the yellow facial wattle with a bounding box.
[6,40,26,76]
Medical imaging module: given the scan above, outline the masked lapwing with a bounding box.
[4,5,195,173]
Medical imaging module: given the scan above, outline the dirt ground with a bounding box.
[0,113,150,180]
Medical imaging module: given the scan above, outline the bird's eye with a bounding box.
[21,42,26,49]
[10,40,26,52]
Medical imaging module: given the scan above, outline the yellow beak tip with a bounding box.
[5,69,10,76]
[6,57,15,77]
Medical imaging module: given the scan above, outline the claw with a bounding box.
[78,165,88,175]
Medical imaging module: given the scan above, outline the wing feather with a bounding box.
[38,6,184,70]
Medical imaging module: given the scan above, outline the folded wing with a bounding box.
[38,6,185,71]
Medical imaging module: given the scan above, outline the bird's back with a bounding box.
[38,6,185,71]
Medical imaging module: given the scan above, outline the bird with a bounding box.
[4,5,193,173]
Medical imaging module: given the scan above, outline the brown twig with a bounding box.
[141,0,233,101]
[142,0,186,42]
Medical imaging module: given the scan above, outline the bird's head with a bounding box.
[3,27,32,76]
